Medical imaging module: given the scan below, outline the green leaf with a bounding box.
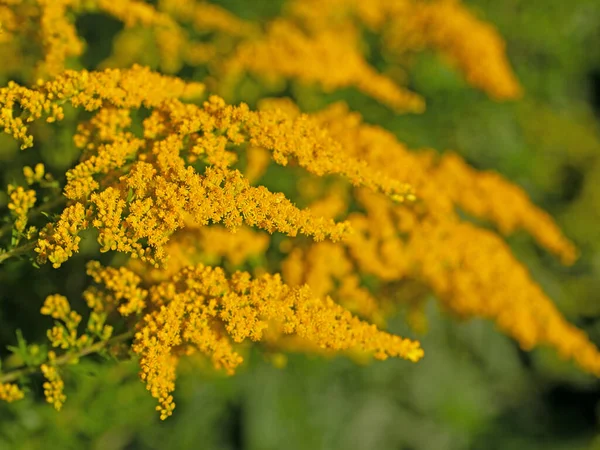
[6,329,30,366]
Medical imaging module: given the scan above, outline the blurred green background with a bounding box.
[2,0,600,448]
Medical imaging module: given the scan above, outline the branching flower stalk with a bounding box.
[0,0,597,421]
[0,330,134,385]
[0,241,37,264]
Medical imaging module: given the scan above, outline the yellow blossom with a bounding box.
[41,361,66,411]
[36,0,84,78]
[85,261,147,316]
[5,68,377,268]
[35,203,89,268]
[262,100,600,376]
[282,243,383,324]
[2,0,598,427]
[41,294,72,321]
[226,19,425,113]
[297,101,575,262]
[41,294,85,349]
[128,262,422,419]
[158,0,255,37]
[387,0,522,100]
[288,0,521,100]
[23,163,46,185]
[94,0,186,73]
[0,65,203,149]
[428,152,577,264]
[0,383,25,403]
[7,184,36,234]
[86,312,113,341]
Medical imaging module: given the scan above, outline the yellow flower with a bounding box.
[41,294,72,321]
[288,0,521,100]
[7,184,36,234]
[0,383,25,403]
[69,260,422,420]
[41,362,66,411]
[36,0,84,78]
[0,65,203,149]
[86,261,147,316]
[226,19,425,112]
[35,203,89,268]
[23,163,46,185]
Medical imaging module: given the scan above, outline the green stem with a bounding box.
[0,242,36,265]
[0,330,135,384]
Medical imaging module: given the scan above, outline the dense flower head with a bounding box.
[0,65,204,149]
[3,64,595,381]
[226,19,426,113]
[282,242,385,325]
[407,221,600,375]
[35,203,89,268]
[0,383,25,403]
[0,0,520,108]
[6,68,425,268]
[86,261,147,316]
[65,261,424,419]
[23,163,46,185]
[284,100,576,263]
[288,0,522,100]
[376,0,522,99]
[7,184,36,234]
[37,0,84,78]
[1,0,598,427]
[259,99,598,375]
[40,359,66,411]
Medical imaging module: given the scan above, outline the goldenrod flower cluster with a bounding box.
[287,0,522,100]
[33,261,421,419]
[7,184,36,234]
[41,294,92,350]
[0,0,598,423]
[272,100,598,373]
[0,64,203,149]
[127,263,422,418]
[32,291,118,409]
[41,358,66,411]
[0,382,24,403]
[402,0,522,100]
[3,67,422,268]
[23,163,46,185]
[282,242,384,325]
[37,0,84,79]
[0,0,519,108]
[85,260,147,317]
[226,19,426,113]
[294,100,575,263]
[35,203,89,268]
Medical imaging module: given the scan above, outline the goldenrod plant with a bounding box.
[0,0,599,442]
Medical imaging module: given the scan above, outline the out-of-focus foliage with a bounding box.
[1,0,600,449]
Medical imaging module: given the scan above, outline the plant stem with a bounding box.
[0,330,135,384]
[0,241,37,265]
